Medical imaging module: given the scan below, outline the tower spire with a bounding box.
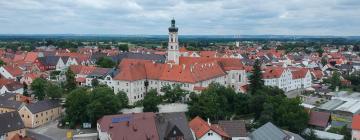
[167,18,179,64]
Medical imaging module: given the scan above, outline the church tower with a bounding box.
[167,18,179,64]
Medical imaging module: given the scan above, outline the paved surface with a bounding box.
[285,89,304,98]
[30,120,69,140]
[30,120,98,140]
[26,130,53,140]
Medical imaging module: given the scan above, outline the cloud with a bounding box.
[0,0,359,35]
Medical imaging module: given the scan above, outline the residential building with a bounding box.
[0,112,26,140]
[18,100,61,128]
[188,116,230,140]
[0,65,23,81]
[97,112,159,140]
[352,114,360,140]
[250,122,304,140]
[308,111,331,130]
[218,120,248,140]
[155,112,194,140]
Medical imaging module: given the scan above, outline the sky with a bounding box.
[0,0,359,36]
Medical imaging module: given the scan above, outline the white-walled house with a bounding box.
[263,67,312,92]
[0,66,23,81]
[189,117,230,140]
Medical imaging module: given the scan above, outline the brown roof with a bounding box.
[218,120,247,137]
[97,112,159,140]
[308,111,331,128]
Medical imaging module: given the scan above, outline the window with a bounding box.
[208,132,213,136]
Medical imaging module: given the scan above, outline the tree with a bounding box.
[330,71,341,90]
[264,97,309,133]
[116,91,129,108]
[64,88,90,128]
[0,60,6,66]
[162,84,188,103]
[22,82,29,97]
[143,89,162,112]
[96,57,116,68]
[65,68,76,91]
[118,44,129,52]
[317,48,324,57]
[249,59,264,94]
[91,78,99,87]
[46,83,63,99]
[188,83,237,121]
[31,78,47,100]
[321,57,327,66]
[258,102,274,125]
[87,87,121,126]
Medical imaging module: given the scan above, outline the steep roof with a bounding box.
[262,67,284,79]
[0,112,25,134]
[218,120,247,137]
[291,68,309,79]
[250,122,292,140]
[25,100,61,114]
[97,112,159,140]
[37,56,61,66]
[308,111,331,128]
[24,52,38,62]
[2,65,23,77]
[188,116,229,139]
[155,112,194,140]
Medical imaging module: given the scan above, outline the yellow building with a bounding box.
[18,100,62,128]
[0,111,26,140]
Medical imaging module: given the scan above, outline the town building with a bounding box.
[105,19,247,104]
[97,112,192,140]
[188,116,230,140]
[250,122,304,140]
[352,114,360,140]
[18,100,61,128]
[0,112,26,140]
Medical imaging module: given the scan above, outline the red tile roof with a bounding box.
[262,67,284,79]
[114,59,227,83]
[308,111,331,128]
[291,68,309,79]
[2,65,23,77]
[353,114,360,130]
[24,52,38,62]
[189,116,229,138]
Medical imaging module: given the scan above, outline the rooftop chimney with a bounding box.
[207,118,211,126]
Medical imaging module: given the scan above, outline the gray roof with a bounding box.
[155,112,194,140]
[250,122,292,140]
[0,111,25,134]
[318,99,346,111]
[218,120,247,137]
[0,92,16,100]
[38,56,61,66]
[25,100,61,114]
[0,100,22,110]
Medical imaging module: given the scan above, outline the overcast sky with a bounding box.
[0,0,359,35]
